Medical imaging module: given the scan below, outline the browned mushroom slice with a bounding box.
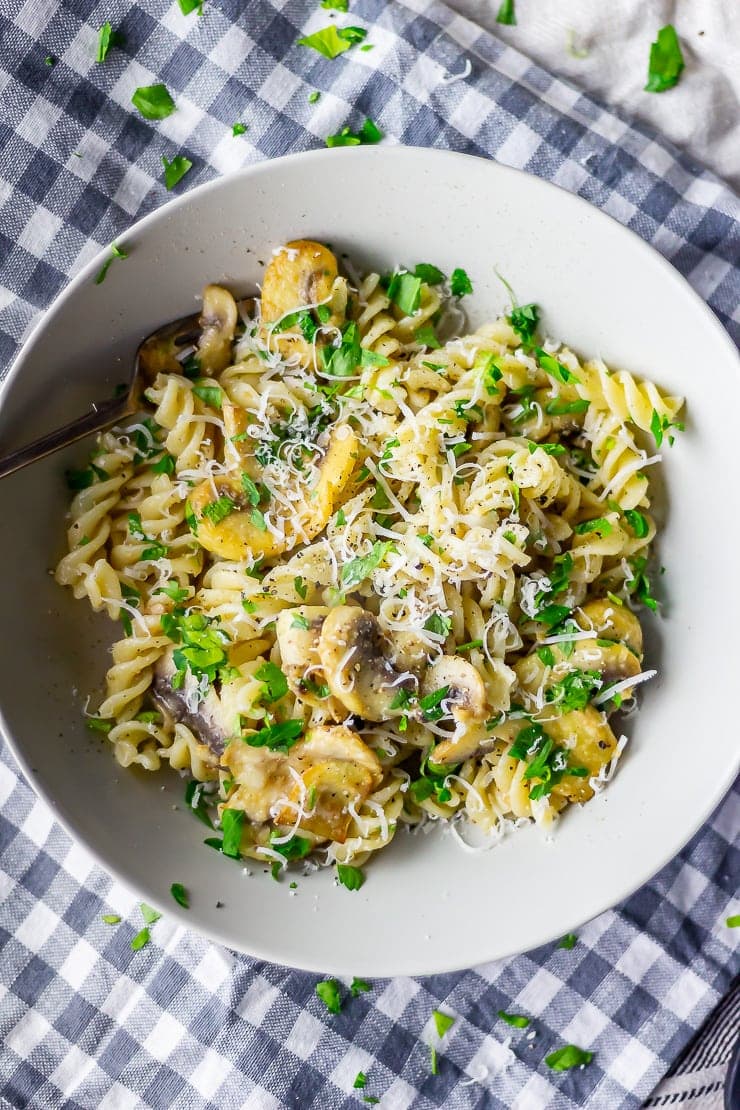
[421,656,489,764]
[260,241,338,324]
[575,599,643,656]
[197,284,238,375]
[546,708,619,804]
[318,607,419,721]
[151,650,230,756]
[275,606,346,718]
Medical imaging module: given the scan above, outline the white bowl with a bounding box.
[1,147,737,977]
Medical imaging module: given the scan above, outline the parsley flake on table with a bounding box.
[94,243,128,285]
[130,927,151,951]
[545,1044,594,1071]
[350,976,371,997]
[337,863,365,891]
[131,83,176,120]
[326,118,383,147]
[353,1071,367,1089]
[496,0,516,26]
[232,122,247,136]
[321,0,349,9]
[178,0,205,14]
[96,22,116,64]
[297,25,367,59]
[432,1009,455,1037]
[498,1009,530,1028]
[101,914,121,925]
[316,978,343,1013]
[726,915,740,928]
[140,903,161,925]
[645,25,684,93]
[170,883,189,908]
[308,90,321,103]
[163,155,193,190]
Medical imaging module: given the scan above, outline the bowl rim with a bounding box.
[1,145,738,976]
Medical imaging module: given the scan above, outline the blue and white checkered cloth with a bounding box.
[0,3,738,1108]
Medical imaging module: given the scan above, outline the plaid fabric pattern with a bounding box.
[0,2,738,1108]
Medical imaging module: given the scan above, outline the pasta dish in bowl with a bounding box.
[54,240,683,886]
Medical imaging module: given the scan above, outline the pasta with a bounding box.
[56,241,684,883]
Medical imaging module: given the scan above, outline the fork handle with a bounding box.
[0,394,134,480]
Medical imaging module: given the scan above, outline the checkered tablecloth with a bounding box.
[0,3,738,1108]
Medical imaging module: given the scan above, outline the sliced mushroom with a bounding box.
[222,723,381,840]
[151,650,230,756]
[198,284,238,375]
[546,708,618,804]
[576,599,643,657]
[318,606,419,721]
[275,606,346,717]
[421,656,489,764]
[189,423,358,561]
[273,725,383,841]
[261,241,338,323]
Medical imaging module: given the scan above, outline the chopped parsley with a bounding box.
[101,914,121,925]
[269,832,312,878]
[140,902,161,925]
[232,122,247,136]
[650,408,684,447]
[496,0,516,26]
[86,717,113,734]
[321,0,349,9]
[316,978,343,1013]
[130,927,151,951]
[545,1044,594,1071]
[298,25,367,59]
[497,1010,530,1028]
[161,607,232,690]
[254,661,288,704]
[128,511,168,561]
[645,25,684,93]
[192,382,223,408]
[625,509,649,538]
[353,1071,367,1090]
[726,915,740,928]
[96,22,116,63]
[291,614,310,631]
[535,347,580,385]
[156,580,189,603]
[178,0,204,12]
[351,976,371,997]
[533,604,572,630]
[418,686,450,723]
[168,883,189,910]
[386,270,422,316]
[308,90,321,103]
[432,1010,455,1037]
[94,243,128,284]
[558,933,578,949]
[341,540,395,590]
[508,724,588,800]
[414,263,446,285]
[294,576,308,600]
[627,556,658,611]
[545,396,589,416]
[151,452,175,475]
[244,720,303,752]
[321,321,361,376]
[574,516,612,536]
[508,302,539,345]
[415,323,441,348]
[337,863,365,891]
[131,83,176,120]
[455,640,482,653]
[424,612,452,638]
[162,154,193,190]
[219,808,245,858]
[201,496,236,525]
[184,781,214,825]
[326,118,383,147]
[450,267,473,297]
[546,669,602,712]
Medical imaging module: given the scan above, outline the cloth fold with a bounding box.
[0,2,738,1108]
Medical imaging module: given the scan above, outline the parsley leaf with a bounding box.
[498,1010,530,1028]
[386,270,422,315]
[184,780,214,828]
[574,517,612,536]
[645,25,684,93]
[130,927,150,951]
[558,933,577,949]
[254,661,288,704]
[244,720,303,752]
[140,902,161,925]
[545,396,589,416]
[298,24,366,59]
[625,509,649,538]
[508,302,539,345]
[326,118,383,147]
[414,263,446,286]
[232,122,247,136]
[192,382,222,408]
[424,612,452,638]
[432,1010,455,1037]
[220,808,244,858]
[101,914,120,925]
[321,0,348,8]
[350,976,371,997]
[96,22,114,63]
[94,243,128,284]
[201,496,236,525]
[316,978,343,1013]
[418,685,450,722]
[337,863,365,891]
[341,540,395,590]
[353,1072,367,1090]
[178,0,204,12]
[535,347,580,385]
[726,915,740,928]
[545,1045,594,1072]
[169,883,188,909]
[496,0,516,26]
[546,669,602,712]
[162,155,193,190]
[450,268,473,297]
[131,83,176,120]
